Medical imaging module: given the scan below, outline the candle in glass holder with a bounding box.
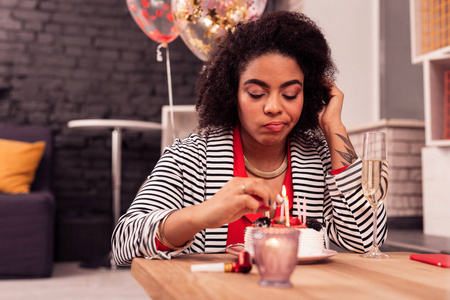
[252,227,299,287]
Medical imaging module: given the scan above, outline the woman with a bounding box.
[112,11,387,265]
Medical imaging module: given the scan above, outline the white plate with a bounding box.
[225,245,337,264]
[297,249,337,263]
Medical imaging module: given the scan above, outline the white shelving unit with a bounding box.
[410,0,450,65]
[423,55,450,146]
[410,0,450,147]
[410,0,450,238]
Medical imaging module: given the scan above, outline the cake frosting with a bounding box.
[244,224,325,257]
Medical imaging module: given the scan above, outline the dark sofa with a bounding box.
[0,126,55,278]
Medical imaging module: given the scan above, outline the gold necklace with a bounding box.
[244,154,288,179]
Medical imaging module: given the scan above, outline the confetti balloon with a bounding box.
[172,0,262,61]
[127,0,179,44]
[248,0,267,18]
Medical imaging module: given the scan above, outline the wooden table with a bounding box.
[131,252,450,300]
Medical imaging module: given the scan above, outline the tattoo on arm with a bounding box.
[335,133,358,166]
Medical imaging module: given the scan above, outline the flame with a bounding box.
[265,237,280,248]
[282,185,287,198]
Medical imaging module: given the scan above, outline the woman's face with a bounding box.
[237,53,304,149]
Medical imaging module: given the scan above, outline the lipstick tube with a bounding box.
[191,262,234,273]
[190,251,252,273]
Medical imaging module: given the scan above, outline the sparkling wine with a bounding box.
[360,132,390,258]
[362,160,389,207]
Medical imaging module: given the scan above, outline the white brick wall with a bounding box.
[348,119,425,217]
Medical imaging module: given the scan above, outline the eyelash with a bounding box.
[249,93,264,99]
[248,93,298,100]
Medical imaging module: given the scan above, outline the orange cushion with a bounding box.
[0,138,46,194]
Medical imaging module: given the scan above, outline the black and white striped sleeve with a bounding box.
[321,151,388,253]
[111,136,206,265]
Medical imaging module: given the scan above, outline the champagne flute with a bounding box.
[360,132,389,259]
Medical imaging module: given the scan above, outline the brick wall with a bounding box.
[0,0,203,260]
[348,119,425,228]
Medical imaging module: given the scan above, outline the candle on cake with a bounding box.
[303,196,307,224]
[282,185,290,226]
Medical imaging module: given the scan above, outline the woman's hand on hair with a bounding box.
[195,177,280,229]
[318,79,344,133]
[317,80,357,169]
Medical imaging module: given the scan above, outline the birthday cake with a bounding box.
[244,217,325,257]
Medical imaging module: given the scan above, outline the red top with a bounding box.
[330,165,349,175]
[226,125,293,245]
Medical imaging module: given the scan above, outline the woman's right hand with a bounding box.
[162,177,280,248]
[195,177,279,229]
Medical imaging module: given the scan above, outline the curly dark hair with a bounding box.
[195,10,337,141]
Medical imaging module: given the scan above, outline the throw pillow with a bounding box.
[0,138,46,194]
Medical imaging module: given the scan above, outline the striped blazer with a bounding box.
[112,128,387,265]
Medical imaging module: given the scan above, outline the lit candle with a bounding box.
[282,185,290,227]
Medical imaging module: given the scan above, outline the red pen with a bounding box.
[410,253,450,268]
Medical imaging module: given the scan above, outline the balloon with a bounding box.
[172,0,253,61]
[248,0,267,19]
[126,0,179,44]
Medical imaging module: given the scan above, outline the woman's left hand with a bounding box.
[318,79,344,132]
[317,79,357,169]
